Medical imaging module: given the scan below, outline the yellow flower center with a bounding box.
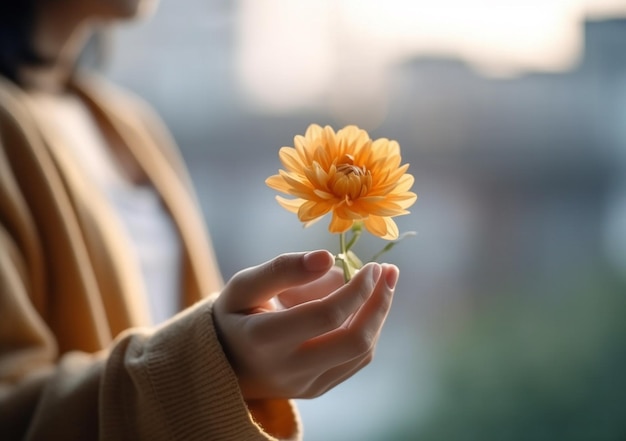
[337,163,366,176]
[336,154,366,177]
[337,154,366,177]
[331,154,370,204]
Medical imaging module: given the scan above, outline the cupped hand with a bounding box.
[213,250,399,400]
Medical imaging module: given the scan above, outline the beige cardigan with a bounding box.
[0,74,300,440]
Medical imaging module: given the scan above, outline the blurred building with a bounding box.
[381,19,626,307]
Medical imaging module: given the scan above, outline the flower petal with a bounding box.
[363,215,388,238]
[265,174,291,193]
[304,162,330,190]
[364,216,399,240]
[276,196,305,213]
[329,212,354,233]
[355,198,406,217]
[278,170,315,198]
[322,126,338,155]
[279,147,304,173]
[388,192,418,210]
[379,139,400,158]
[394,174,414,193]
[381,217,400,240]
[294,135,308,161]
[313,189,335,200]
[385,163,411,185]
[314,144,334,170]
[303,216,324,228]
[306,124,324,140]
[335,203,364,220]
[298,200,334,222]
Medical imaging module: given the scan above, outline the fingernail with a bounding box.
[303,250,333,272]
[370,263,382,283]
[384,264,399,289]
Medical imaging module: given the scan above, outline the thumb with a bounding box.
[220,250,335,312]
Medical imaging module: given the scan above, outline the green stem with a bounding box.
[345,228,361,252]
[339,232,350,283]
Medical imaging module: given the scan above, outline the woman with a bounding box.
[0,0,399,439]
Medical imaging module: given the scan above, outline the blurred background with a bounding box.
[103,1,626,439]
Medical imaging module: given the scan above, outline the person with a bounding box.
[0,0,399,439]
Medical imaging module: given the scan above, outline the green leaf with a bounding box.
[370,231,417,262]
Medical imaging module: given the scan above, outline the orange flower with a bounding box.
[266,124,417,240]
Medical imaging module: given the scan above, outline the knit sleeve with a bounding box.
[103,297,300,440]
[0,241,300,440]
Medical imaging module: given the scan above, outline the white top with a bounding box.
[30,92,182,325]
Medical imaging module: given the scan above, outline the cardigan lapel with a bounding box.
[20,91,153,334]
[72,76,223,308]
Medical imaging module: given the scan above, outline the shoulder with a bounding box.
[0,76,39,133]
[0,77,52,181]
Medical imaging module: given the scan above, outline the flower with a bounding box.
[266,124,417,240]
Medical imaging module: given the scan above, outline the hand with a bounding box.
[213,250,399,400]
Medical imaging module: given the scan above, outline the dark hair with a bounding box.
[0,0,47,82]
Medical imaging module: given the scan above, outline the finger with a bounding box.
[294,264,397,368]
[277,266,344,308]
[221,250,334,312]
[252,262,382,343]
